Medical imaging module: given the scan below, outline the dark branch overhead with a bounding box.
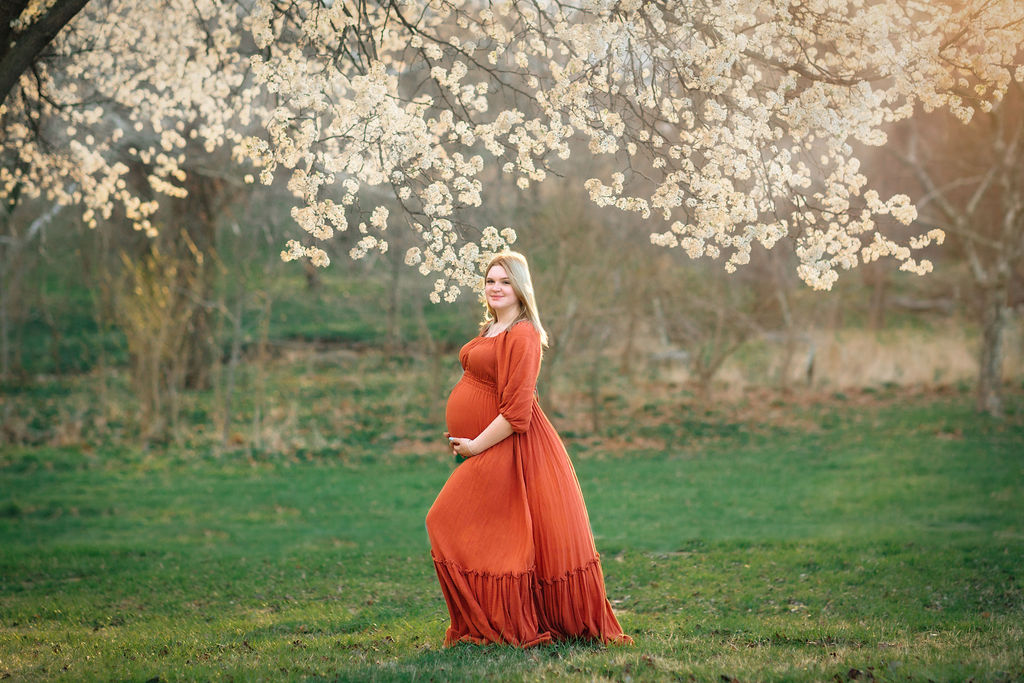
[0,0,91,106]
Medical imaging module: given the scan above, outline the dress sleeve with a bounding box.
[496,322,541,433]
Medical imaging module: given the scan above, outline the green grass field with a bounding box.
[2,379,1023,681]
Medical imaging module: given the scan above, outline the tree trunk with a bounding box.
[777,332,796,391]
[976,284,1010,416]
[183,277,214,390]
[0,267,9,380]
[221,293,245,446]
[771,251,796,391]
[618,297,639,377]
[159,172,236,392]
[868,264,887,331]
[303,259,322,292]
[176,218,216,391]
[386,247,402,351]
[2,197,62,379]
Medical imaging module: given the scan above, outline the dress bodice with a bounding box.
[458,335,499,386]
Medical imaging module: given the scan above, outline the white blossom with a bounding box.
[4,0,1022,295]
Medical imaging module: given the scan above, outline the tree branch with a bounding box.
[0,0,91,106]
[0,2,32,54]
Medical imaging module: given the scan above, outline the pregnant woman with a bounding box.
[425,251,632,647]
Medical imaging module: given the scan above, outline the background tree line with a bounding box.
[2,86,1022,450]
[1,1,1022,450]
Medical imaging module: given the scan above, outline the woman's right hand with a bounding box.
[445,431,477,462]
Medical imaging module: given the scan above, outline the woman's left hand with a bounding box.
[448,436,477,459]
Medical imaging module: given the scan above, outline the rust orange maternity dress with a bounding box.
[425,321,631,647]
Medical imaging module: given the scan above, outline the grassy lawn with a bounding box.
[1,384,1023,681]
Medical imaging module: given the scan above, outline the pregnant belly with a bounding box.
[445,376,499,437]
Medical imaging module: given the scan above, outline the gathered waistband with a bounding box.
[459,372,497,391]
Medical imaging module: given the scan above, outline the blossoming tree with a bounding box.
[3,0,1023,306]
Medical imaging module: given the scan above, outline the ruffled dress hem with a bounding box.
[432,553,633,647]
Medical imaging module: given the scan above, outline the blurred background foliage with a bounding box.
[1,95,1023,454]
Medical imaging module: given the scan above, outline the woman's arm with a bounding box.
[448,323,541,459]
[449,413,514,457]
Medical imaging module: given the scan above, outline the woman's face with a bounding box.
[485,264,520,317]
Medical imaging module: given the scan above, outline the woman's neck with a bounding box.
[491,307,522,331]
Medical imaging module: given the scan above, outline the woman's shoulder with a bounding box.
[505,320,540,342]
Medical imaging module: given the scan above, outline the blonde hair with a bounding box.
[480,251,549,347]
